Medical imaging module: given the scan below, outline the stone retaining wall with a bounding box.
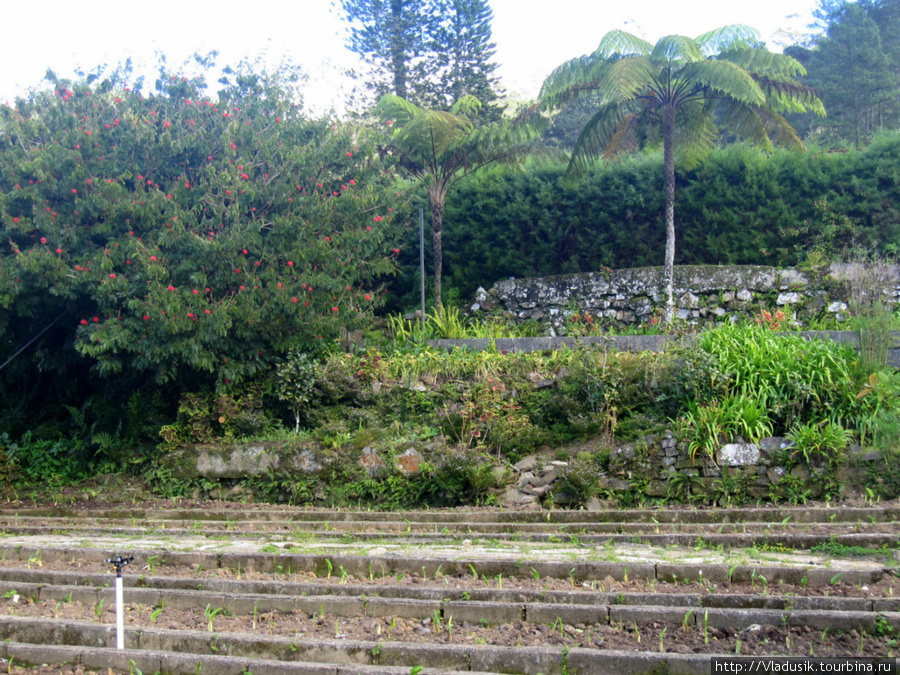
[470,263,900,332]
[506,431,880,508]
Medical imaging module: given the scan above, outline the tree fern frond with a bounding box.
[719,48,807,79]
[374,94,422,128]
[539,55,611,107]
[755,77,826,116]
[710,98,773,148]
[695,25,760,55]
[450,94,482,117]
[651,35,705,65]
[394,109,473,161]
[564,101,633,181]
[755,107,806,149]
[673,102,717,169]
[681,60,766,107]
[593,30,652,59]
[597,56,657,102]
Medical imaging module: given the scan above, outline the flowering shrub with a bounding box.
[0,59,408,406]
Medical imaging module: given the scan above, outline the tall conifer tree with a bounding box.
[430,0,504,118]
[339,0,438,106]
[339,0,503,114]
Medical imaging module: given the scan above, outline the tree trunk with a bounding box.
[662,104,677,323]
[429,187,446,317]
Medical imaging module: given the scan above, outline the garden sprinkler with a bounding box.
[106,555,133,650]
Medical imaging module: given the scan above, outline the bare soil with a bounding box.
[2,558,898,660]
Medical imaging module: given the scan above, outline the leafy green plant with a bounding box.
[858,370,900,452]
[275,351,318,434]
[680,393,773,461]
[787,420,853,464]
[698,323,863,434]
[205,604,226,632]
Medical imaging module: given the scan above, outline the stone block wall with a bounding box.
[471,264,900,333]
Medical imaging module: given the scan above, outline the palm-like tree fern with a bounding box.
[540,26,825,321]
[375,94,543,314]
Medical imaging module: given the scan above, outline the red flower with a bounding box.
[109,273,116,279]
[150,256,157,262]
[40,237,47,244]
[167,285,175,291]
[365,294,371,301]
[393,248,400,254]
[332,307,339,312]
[71,189,77,194]
[143,315,150,321]
[193,289,199,295]
[164,120,171,128]
[292,297,298,303]
[56,248,62,254]
[287,261,294,267]
[92,317,99,323]
[205,309,211,314]
[80,319,88,326]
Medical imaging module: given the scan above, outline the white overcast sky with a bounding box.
[0,0,821,113]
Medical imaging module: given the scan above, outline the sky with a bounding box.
[0,0,823,114]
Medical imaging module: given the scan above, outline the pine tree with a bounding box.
[430,0,504,118]
[339,0,439,107]
[339,0,503,115]
[787,1,898,146]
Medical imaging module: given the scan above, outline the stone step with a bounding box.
[0,505,894,524]
[1,615,894,675]
[3,516,897,536]
[0,545,887,586]
[2,569,896,613]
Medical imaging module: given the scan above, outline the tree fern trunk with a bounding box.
[430,188,446,317]
[663,104,677,323]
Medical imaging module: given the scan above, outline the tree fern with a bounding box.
[540,26,824,322]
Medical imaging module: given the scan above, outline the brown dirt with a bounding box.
[2,558,899,660]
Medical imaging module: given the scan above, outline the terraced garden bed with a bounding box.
[0,499,896,673]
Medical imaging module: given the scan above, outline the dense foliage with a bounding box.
[0,62,409,442]
[385,135,900,308]
[787,0,900,146]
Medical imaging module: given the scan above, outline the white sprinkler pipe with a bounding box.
[115,575,124,649]
[106,555,133,650]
